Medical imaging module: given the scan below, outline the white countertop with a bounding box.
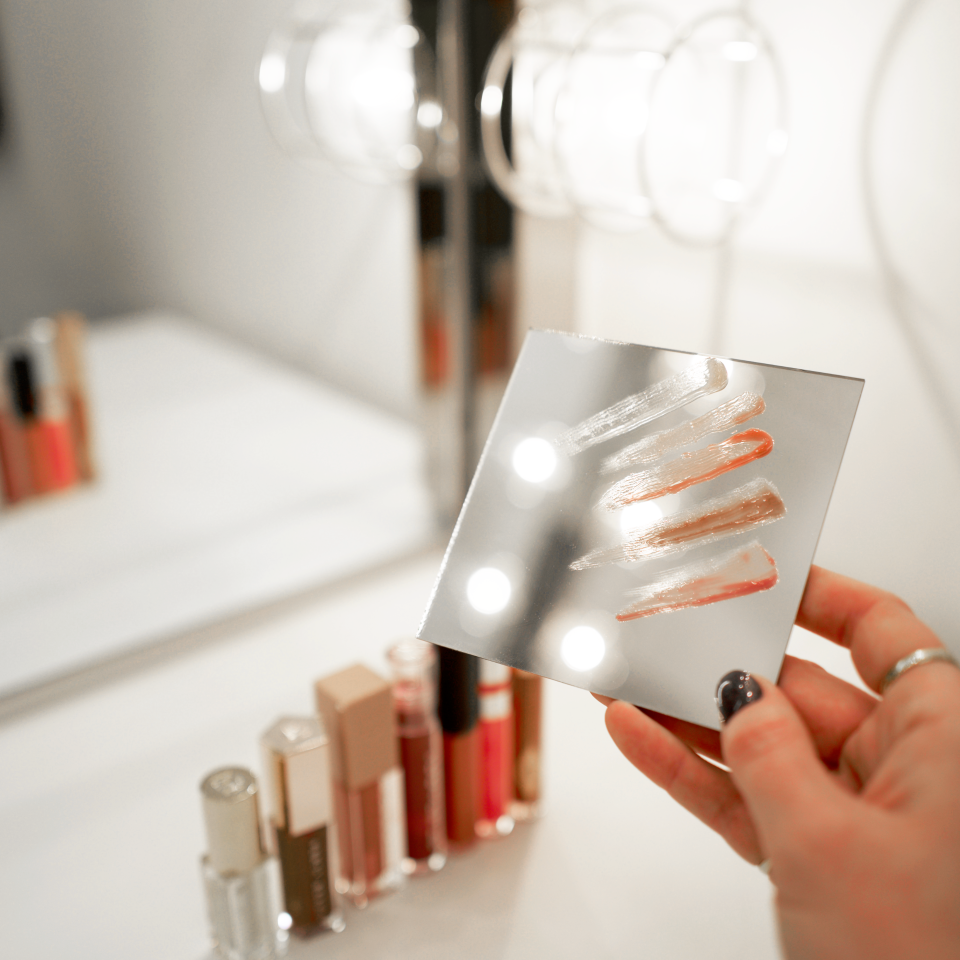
[0,549,798,960]
[0,313,433,701]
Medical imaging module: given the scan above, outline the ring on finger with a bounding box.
[881,648,960,695]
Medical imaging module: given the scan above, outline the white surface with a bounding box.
[0,552,783,960]
[0,313,433,698]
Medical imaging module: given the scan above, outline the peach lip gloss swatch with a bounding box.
[570,477,786,568]
[597,428,774,508]
[600,391,765,473]
[556,356,728,455]
[615,540,779,621]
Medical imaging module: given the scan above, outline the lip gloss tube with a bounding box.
[314,665,406,907]
[52,311,97,482]
[11,320,79,495]
[261,717,344,937]
[0,343,33,505]
[437,648,479,847]
[199,767,286,960]
[476,660,515,838]
[387,639,447,874]
[511,669,543,821]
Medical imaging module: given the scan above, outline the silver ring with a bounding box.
[881,648,960,695]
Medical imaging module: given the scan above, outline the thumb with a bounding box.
[717,671,846,862]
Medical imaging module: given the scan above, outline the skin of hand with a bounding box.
[597,566,960,960]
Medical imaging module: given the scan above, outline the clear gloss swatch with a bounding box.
[600,391,765,473]
[556,357,728,455]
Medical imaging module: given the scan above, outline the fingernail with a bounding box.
[716,670,762,723]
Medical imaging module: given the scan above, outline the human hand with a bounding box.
[598,566,960,959]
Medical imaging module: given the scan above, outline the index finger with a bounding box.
[797,565,944,691]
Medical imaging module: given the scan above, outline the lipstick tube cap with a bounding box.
[314,664,399,790]
[437,648,479,734]
[261,716,334,837]
[200,767,265,875]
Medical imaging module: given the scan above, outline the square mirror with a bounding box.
[419,330,863,730]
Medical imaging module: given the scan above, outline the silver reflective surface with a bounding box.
[419,331,863,730]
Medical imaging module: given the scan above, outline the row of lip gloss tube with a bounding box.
[0,312,96,506]
[198,641,543,959]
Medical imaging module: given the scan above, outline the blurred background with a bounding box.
[0,1,958,957]
[2,0,959,695]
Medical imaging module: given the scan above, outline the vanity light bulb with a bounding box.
[767,129,789,156]
[467,568,512,615]
[259,54,286,93]
[480,86,503,117]
[722,40,757,62]
[560,626,605,672]
[512,437,557,483]
[633,50,666,71]
[712,178,745,203]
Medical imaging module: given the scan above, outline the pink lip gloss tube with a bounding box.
[387,638,447,875]
[314,665,407,907]
[9,320,79,497]
[476,660,515,838]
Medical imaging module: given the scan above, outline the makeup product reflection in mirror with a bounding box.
[418,331,863,731]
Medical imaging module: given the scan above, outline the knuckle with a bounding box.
[724,711,798,770]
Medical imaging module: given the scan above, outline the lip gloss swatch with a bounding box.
[556,357,728,456]
[571,477,786,568]
[598,428,774,508]
[600,392,765,474]
[616,540,779,620]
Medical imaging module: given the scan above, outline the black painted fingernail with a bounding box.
[716,670,762,723]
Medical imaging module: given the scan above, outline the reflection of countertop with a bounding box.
[0,550,786,960]
[0,313,434,701]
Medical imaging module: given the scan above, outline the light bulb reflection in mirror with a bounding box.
[397,144,423,170]
[512,437,558,484]
[467,567,512,615]
[394,24,420,49]
[417,100,443,128]
[561,626,605,672]
[259,53,286,93]
[620,501,663,537]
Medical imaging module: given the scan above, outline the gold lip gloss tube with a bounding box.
[261,717,344,938]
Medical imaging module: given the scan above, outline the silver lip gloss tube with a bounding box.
[199,767,285,960]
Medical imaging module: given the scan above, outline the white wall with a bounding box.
[0,0,419,417]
